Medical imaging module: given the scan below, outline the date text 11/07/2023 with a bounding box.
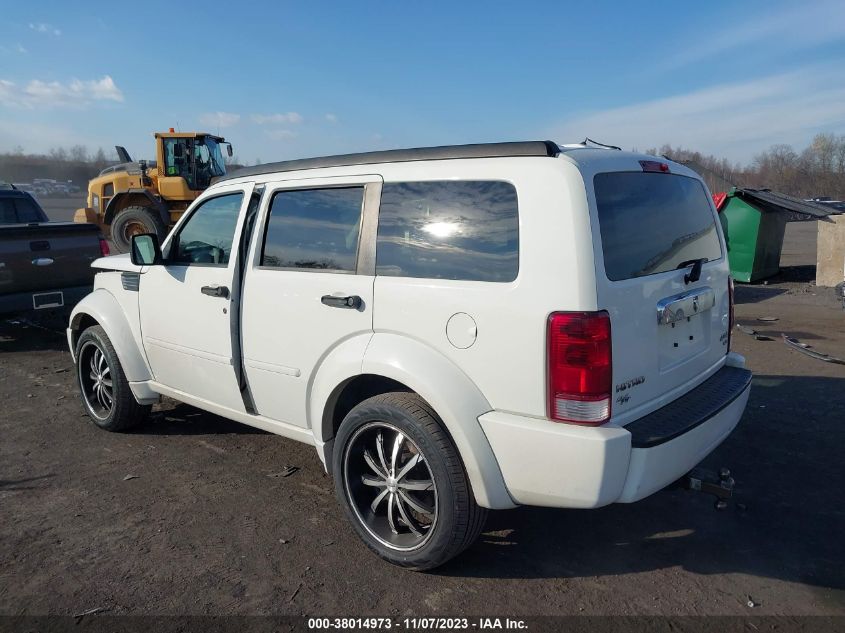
[307,617,529,630]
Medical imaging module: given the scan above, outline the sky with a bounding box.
[1,0,844,165]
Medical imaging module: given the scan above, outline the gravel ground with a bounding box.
[1,221,843,617]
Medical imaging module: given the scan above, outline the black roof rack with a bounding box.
[221,140,560,181]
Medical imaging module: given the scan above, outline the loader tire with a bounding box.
[111,206,167,254]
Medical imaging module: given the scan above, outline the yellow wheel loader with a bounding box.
[74,130,233,253]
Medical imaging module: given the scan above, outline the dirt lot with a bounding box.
[1,221,843,617]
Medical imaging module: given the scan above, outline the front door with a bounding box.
[139,183,254,411]
[241,176,381,427]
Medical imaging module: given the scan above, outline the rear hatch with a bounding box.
[588,164,731,425]
[0,222,101,294]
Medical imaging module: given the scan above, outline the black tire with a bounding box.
[75,325,150,431]
[332,392,487,570]
[110,206,166,254]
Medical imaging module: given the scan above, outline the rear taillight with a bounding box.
[99,238,110,257]
[727,276,735,350]
[547,311,612,425]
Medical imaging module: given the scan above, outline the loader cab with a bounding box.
[157,133,230,198]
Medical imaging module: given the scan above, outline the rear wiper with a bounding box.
[677,258,707,284]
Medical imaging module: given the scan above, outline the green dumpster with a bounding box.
[715,188,833,283]
[718,190,787,282]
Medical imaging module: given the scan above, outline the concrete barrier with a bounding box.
[817,215,845,287]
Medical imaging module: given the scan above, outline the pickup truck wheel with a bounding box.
[75,325,150,431]
[333,392,487,570]
[111,206,166,254]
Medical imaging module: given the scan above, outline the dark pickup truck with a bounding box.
[1,187,105,316]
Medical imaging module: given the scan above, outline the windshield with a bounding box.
[197,138,227,178]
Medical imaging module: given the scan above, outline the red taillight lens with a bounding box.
[99,238,110,257]
[547,311,612,425]
[727,276,735,351]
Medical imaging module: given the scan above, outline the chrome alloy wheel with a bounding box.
[78,341,113,420]
[343,422,438,551]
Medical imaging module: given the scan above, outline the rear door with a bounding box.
[589,167,730,423]
[240,175,381,427]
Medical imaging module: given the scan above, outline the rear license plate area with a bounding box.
[658,313,709,370]
[32,291,64,309]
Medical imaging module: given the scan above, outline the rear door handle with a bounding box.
[321,294,362,309]
[201,285,229,298]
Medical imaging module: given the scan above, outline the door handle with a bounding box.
[321,294,362,309]
[201,285,229,298]
[32,257,54,266]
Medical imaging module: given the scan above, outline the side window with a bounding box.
[0,199,16,223]
[171,193,243,266]
[260,187,364,272]
[164,138,194,187]
[376,181,519,282]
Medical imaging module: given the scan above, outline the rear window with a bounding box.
[376,180,519,282]
[594,172,722,281]
[0,198,16,223]
[14,197,43,223]
[0,196,43,223]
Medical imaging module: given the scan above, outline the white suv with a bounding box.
[67,141,751,569]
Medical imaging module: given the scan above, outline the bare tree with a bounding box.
[69,145,89,162]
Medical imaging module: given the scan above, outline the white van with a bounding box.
[67,140,751,569]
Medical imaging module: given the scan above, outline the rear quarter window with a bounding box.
[594,172,722,281]
[376,180,519,282]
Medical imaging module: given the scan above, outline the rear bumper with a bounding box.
[0,285,92,317]
[478,362,752,509]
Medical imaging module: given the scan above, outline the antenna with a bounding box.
[583,138,622,151]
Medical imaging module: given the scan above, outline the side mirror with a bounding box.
[131,233,162,266]
[226,143,233,157]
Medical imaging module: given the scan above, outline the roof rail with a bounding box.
[221,140,560,181]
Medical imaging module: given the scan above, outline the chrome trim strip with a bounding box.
[657,287,715,325]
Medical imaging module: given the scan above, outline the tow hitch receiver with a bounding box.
[682,467,735,510]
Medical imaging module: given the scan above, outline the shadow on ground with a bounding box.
[733,285,788,304]
[0,474,56,492]
[434,374,844,594]
[139,402,268,436]
[0,316,69,353]
[770,264,817,284]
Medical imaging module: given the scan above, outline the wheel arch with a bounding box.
[103,190,169,226]
[68,289,152,384]
[310,332,516,509]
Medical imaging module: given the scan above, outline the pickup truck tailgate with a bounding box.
[0,222,101,294]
